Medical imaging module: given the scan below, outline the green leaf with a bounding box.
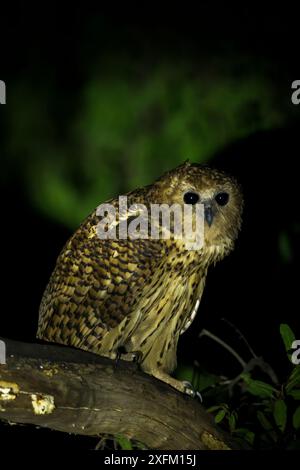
[241,373,276,398]
[280,324,295,352]
[293,407,300,429]
[135,441,148,450]
[228,413,237,433]
[215,409,226,423]
[286,366,300,392]
[206,405,223,413]
[257,411,273,431]
[235,428,255,446]
[116,435,133,450]
[245,431,255,446]
[273,399,287,432]
[287,389,300,400]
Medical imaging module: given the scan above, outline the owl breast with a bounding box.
[122,250,207,374]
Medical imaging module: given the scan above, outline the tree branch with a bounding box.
[0,337,245,450]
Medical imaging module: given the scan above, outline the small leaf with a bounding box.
[273,399,287,432]
[245,431,255,446]
[280,324,295,353]
[235,428,255,446]
[286,366,300,392]
[207,403,228,413]
[206,405,223,413]
[287,389,300,400]
[293,407,300,429]
[257,411,273,431]
[116,435,133,450]
[228,413,237,433]
[135,441,148,450]
[241,373,276,398]
[215,409,226,423]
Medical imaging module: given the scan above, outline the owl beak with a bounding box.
[204,204,214,227]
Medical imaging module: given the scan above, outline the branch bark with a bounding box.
[0,337,245,450]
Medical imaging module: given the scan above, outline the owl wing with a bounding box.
[37,206,165,352]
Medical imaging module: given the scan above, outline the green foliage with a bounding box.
[207,403,237,432]
[240,373,276,398]
[273,400,287,432]
[234,428,255,446]
[286,366,300,393]
[114,435,148,450]
[293,407,300,430]
[280,323,295,353]
[215,408,226,424]
[177,323,300,449]
[5,59,286,228]
[115,435,134,450]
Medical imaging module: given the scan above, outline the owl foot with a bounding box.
[151,370,203,403]
[149,370,202,400]
[182,381,203,402]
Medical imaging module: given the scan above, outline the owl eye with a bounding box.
[215,192,229,206]
[183,191,200,205]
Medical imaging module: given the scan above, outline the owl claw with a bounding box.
[182,381,203,402]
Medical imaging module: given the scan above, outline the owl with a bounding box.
[37,162,243,395]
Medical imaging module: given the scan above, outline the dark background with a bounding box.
[0,2,299,450]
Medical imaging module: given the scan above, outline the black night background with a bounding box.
[0,2,299,454]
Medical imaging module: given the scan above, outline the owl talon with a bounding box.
[182,380,195,396]
[182,381,203,401]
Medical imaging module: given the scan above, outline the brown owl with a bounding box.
[37,162,243,395]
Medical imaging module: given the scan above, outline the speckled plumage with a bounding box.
[37,162,243,394]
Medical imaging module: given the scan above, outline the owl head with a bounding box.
[148,161,243,254]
